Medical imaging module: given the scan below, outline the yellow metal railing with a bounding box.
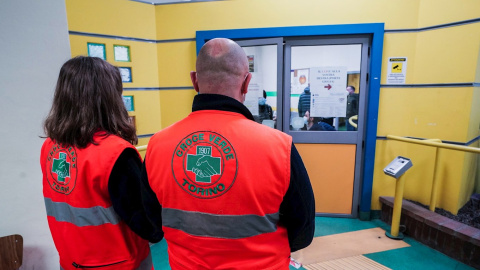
[136,145,147,152]
[348,115,358,128]
[385,135,479,239]
[387,135,480,154]
[386,135,480,212]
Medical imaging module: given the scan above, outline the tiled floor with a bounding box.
[150,217,475,270]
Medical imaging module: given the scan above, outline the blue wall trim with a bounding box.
[362,24,384,215]
[385,17,480,33]
[138,133,154,138]
[381,83,480,88]
[69,17,480,45]
[130,0,223,5]
[69,31,194,43]
[196,23,384,54]
[124,86,194,91]
[196,23,385,215]
[466,135,480,146]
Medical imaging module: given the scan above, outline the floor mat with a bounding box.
[291,227,410,265]
[303,255,391,270]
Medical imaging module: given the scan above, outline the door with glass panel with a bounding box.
[284,36,370,217]
[236,36,370,217]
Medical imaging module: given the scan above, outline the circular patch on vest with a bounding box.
[172,131,238,199]
[46,144,77,195]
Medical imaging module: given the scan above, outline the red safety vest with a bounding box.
[41,133,152,270]
[146,110,292,270]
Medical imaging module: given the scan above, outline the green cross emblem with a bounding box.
[186,146,221,183]
[52,152,70,182]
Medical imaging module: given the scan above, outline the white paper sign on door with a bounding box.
[309,66,348,118]
[245,73,262,116]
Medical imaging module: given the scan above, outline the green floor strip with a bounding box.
[150,217,474,270]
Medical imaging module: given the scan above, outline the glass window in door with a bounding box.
[289,44,362,132]
[241,45,279,129]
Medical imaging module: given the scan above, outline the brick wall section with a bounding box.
[379,196,480,269]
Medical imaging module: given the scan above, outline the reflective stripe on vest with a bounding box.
[162,207,279,239]
[45,197,121,227]
[59,252,152,270]
[137,252,153,270]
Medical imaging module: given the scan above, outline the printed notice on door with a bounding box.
[387,57,407,84]
[309,66,348,118]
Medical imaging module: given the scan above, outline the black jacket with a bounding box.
[109,94,316,252]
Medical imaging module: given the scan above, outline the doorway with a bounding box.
[196,24,384,218]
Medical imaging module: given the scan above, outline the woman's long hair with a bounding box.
[44,56,137,148]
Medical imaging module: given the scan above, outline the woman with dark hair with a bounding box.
[41,56,157,270]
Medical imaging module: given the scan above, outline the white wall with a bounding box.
[0,1,71,269]
[291,44,362,71]
[242,45,278,111]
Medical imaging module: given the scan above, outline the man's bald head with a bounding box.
[191,38,251,102]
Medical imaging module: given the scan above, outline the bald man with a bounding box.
[140,38,315,269]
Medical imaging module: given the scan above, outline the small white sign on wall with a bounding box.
[387,57,407,84]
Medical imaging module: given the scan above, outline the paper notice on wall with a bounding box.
[387,57,407,84]
[245,73,262,116]
[291,68,310,95]
[309,66,348,118]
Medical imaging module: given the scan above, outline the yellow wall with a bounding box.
[372,0,480,213]
[159,90,197,128]
[66,0,157,39]
[66,0,161,147]
[417,0,480,28]
[154,0,421,39]
[65,0,480,215]
[156,41,196,87]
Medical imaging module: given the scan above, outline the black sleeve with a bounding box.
[139,157,164,243]
[108,148,163,242]
[298,98,303,117]
[279,143,316,252]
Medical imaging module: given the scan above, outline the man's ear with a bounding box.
[190,71,200,93]
[241,73,252,95]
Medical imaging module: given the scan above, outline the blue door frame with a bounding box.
[196,23,384,219]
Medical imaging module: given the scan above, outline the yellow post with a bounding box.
[429,148,441,211]
[387,174,406,239]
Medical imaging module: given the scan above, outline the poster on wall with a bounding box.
[247,55,255,72]
[245,73,262,116]
[114,45,131,62]
[309,66,348,118]
[119,67,132,83]
[291,68,309,95]
[123,95,134,111]
[87,43,106,60]
[387,57,407,84]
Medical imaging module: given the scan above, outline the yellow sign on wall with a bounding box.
[387,57,407,84]
[391,62,403,73]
